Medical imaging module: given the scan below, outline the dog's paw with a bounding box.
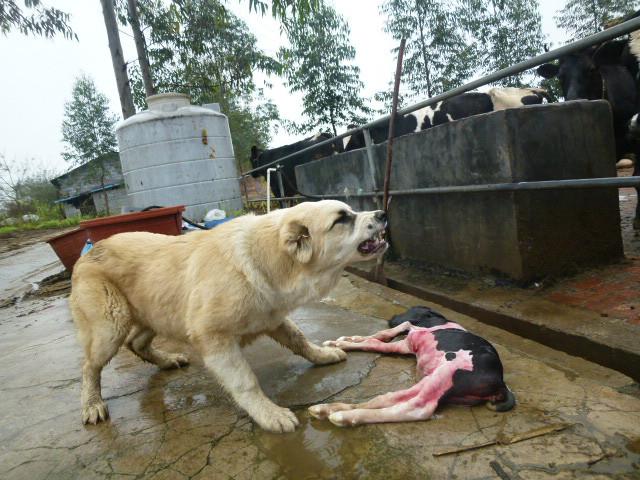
[311,346,347,365]
[159,353,190,370]
[82,400,109,425]
[254,406,299,433]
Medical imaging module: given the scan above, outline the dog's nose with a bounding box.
[374,211,387,223]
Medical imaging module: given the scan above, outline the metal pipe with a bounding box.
[240,16,640,178]
[362,128,380,208]
[266,168,277,212]
[245,176,640,203]
[276,166,286,208]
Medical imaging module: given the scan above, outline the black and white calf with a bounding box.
[343,87,548,151]
[249,133,343,198]
[309,306,515,426]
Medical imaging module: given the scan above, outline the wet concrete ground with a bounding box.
[1,246,640,479]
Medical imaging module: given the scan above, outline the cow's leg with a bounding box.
[333,321,413,344]
[327,400,439,427]
[309,375,426,420]
[322,336,412,354]
[312,374,445,426]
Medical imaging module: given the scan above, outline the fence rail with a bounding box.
[241,15,640,179]
[244,176,640,203]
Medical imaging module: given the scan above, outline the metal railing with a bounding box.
[241,15,640,204]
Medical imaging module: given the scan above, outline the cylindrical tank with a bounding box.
[116,93,242,221]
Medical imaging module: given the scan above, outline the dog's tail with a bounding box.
[485,385,516,412]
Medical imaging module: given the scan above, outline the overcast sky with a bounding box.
[0,0,565,175]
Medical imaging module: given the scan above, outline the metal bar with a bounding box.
[245,177,640,203]
[266,167,276,212]
[240,16,640,178]
[276,166,286,208]
[362,128,380,208]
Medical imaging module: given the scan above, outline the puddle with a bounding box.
[253,412,427,479]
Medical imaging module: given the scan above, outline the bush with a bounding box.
[0,226,18,234]
[33,201,65,221]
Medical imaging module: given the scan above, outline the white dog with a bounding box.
[70,200,388,432]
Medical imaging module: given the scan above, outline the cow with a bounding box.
[249,133,343,199]
[537,35,640,229]
[343,87,548,151]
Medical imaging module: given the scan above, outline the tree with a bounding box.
[61,75,119,214]
[461,0,545,87]
[125,0,281,168]
[0,0,75,39]
[381,0,477,99]
[100,0,136,119]
[0,154,59,218]
[278,2,370,136]
[555,0,639,42]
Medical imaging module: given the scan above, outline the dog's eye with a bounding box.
[330,210,353,229]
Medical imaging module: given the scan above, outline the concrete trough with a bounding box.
[296,100,624,281]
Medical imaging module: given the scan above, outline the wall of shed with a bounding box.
[54,154,123,199]
[296,100,623,281]
[92,187,129,215]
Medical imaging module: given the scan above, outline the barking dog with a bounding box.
[70,200,387,433]
[309,306,515,426]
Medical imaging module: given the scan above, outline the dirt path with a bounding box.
[0,227,76,255]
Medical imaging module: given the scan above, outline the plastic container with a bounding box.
[46,206,185,271]
[80,206,185,242]
[46,228,89,271]
[116,93,242,221]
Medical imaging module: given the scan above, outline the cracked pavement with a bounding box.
[1,249,640,479]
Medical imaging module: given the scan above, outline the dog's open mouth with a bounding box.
[358,230,387,255]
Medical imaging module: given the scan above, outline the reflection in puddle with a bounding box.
[254,412,425,479]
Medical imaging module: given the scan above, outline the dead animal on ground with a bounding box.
[309,306,515,426]
[70,200,387,433]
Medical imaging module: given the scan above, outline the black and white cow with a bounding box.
[537,33,640,229]
[249,133,343,198]
[343,87,548,151]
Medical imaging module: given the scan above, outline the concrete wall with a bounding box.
[296,100,623,281]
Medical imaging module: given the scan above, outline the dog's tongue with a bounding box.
[359,238,384,254]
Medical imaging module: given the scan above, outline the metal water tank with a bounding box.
[116,93,242,221]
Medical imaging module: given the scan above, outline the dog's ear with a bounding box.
[281,220,313,264]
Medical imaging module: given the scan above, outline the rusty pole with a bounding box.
[374,38,406,285]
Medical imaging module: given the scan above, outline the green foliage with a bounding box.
[61,75,118,166]
[381,0,476,98]
[0,215,88,234]
[380,0,545,97]
[0,0,76,39]
[128,0,281,168]
[460,0,545,87]
[246,0,319,19]
[278,2,370,136]
[555,0,640,42]
[33,200,64,220]
[0,153,60,217]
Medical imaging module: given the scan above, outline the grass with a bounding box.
[0,216,90,235]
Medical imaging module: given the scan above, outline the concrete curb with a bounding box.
[347,265,640,382]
